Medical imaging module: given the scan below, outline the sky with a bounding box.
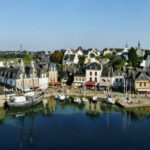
[0,0,150,51]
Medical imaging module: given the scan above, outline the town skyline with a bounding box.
[0,0,150,51]
[0,40,148,52]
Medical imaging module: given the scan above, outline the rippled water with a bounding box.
[0,97,150,150]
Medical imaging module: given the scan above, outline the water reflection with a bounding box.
[42,97,57,115]
[1,97,150,122]
[85,101,101,116]
[0,108,6,123]
[1,97,150,150]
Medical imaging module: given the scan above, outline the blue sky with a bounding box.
[0,0,150,51]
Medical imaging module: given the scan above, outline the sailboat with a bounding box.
[6,60,45,108]
[105,68,115,104]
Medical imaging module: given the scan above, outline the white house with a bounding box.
[39,73,48,89]
[85,62,102,83]
[112,69,125,88]
[88,48,100,57]
[64,48,74,56]
[84,54,99,64]
[63,54,79,65]
[141,55,150,68]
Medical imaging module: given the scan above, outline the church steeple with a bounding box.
[138,40,141,50]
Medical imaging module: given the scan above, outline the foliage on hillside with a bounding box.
[128,47,143,67]
[23,54,32,64]
[50,51,63,64]
[78,55,86,66]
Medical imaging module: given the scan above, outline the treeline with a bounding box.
[0,52,27,59]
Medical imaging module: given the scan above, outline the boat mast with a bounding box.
[31,61,35,91]
[21,59,25,93]
[20,43,25,93]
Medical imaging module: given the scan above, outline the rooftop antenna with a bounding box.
[20,43,23,52]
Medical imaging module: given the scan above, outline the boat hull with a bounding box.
[7,93,44,108]
[105,98,115,104]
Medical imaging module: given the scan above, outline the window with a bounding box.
[116,79,118,82]
[144,82,146,86]
[90,77,92,81]
[140,83,142,87]
[95,72,97,76]
[95,77,97,82]
[90,72,92,76]
[82,78,84,81]
[76,78,78,81]
[120,79,122,82]
[79,78,81,81]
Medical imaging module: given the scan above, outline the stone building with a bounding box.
[0,60,55,91]
[134,72,150,93]
[85,62,102,83]
[48,63,58,82]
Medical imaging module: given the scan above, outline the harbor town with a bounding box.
[1,1,150,150]
[0,42,150,109]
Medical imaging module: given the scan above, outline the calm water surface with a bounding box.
[0,97,150,150]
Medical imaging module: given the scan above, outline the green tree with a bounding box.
[78,55,86,66]
[128,61,132,67]
[95,56,100,61]
[18,59,21,64]
[144,50,150,59]
[111,58,126,69]
[23,54,32,64]
[128,47,141,67]
[50,51,62,64]
[103,53,115,60]
[90,53,95,58]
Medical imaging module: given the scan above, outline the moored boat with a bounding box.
[92,96,98,103]
[82,97,88,102]
[74,97,81,104]
[6,91,45,108]
[55,94,60,100]
[59,95,65,101]
[105,94,115,104]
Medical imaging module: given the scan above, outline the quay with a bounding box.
[44,88,150,109]
[1,88,150,109]
[116,96,150,109]
[0,95,6,108]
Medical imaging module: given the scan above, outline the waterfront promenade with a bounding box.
[0,87,150,108]
[44,88,150,109]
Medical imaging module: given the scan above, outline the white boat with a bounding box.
[7,91,45,108]
[74,97,81,104]
[82,97,88,102]
[59,95,65,101]
[55,94,60,100]
[92,96,98,103]
[105,94,115,104]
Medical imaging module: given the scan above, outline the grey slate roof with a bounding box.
[135,72,150,81]
[64,54,75,61]
[112,69,125,77]
[86,62,101,70]
[48,63,57,71]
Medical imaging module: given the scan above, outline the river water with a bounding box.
[0,97,150,150]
